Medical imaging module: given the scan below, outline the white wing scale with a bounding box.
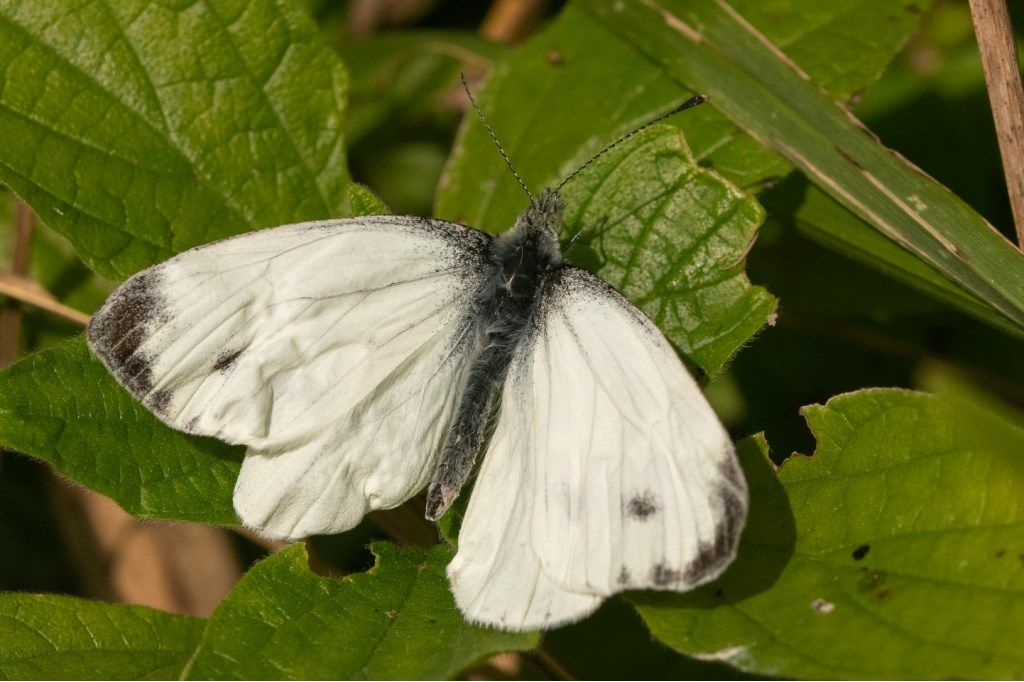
[88,216,490,539]
[449,266,747,630]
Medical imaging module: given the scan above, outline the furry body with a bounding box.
[424,191,565,519]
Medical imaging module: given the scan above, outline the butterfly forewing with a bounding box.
[88,216,491,539]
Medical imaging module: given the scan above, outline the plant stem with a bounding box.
[481,0,550,44]
[0,274,91,326]
[968,0,1024,248]
[0,202,34,365]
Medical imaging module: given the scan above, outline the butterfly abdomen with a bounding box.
[424,197,564,520]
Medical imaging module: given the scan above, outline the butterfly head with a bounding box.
[511,189,564,260]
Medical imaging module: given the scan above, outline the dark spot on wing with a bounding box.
[150,389,173,416]
[852,544,870,561]
[718,458,745,490]
[626,491,658,520]
[683,484,746,584]
[995,548,1006,558]
[617,567,631,586]
[876,588,890,600]
[214,348,244,372]
[651,563,681,587]
[87,270,167,397]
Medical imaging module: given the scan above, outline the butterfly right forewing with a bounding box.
[448,266,747,630]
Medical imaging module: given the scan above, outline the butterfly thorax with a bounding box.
[424,190,565,520]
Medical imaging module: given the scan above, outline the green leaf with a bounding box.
[580,0,1024,336]
[0,593,204,679]
[544,597,753,680]
[343,182,389,217]
[634,390,1024,679]
[0,337,241,524]
[760,178,1020,337]
[337,30,504,146]
[185,543,537,680]
[559,126,773,374]
[0,0,350,280]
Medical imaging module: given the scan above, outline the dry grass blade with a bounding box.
[482,0,550,43]
[0,202,34,365]
[968,0,1024,248]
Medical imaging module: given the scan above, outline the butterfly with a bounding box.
[86,81,748,631]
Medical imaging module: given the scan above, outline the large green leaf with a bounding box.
[185,543,537,680]
[0,337,241,524]
[634,390,1024,679]
[579,0,1024,336]
[558,126,772,374]
[0,593,204,679]
[0,0,350,280]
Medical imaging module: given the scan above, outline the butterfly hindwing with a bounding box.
[88,216,491,539]
[448,266,747,630]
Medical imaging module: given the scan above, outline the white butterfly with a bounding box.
[86,90,748,631]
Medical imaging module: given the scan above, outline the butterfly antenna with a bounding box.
[554,94,709,194]
[459,72,536,206]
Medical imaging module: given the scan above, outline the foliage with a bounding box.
[0,0,1022,679]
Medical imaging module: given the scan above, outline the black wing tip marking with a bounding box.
[87,269,168,399]
[681,483,747,585]
[641,481,747,590]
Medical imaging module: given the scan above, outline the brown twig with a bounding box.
[368,497,438,548]
[48,477,242,616]
[0,202,35,365]
[968,0,1024,248]
[347,0,437,36]
[481,0,550,44]
[0,275,92,327]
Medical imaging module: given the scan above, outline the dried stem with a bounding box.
[368,497,439,548]
[0,275,91,327]
[48,477,242,616]
[0,202,35,365]
[968,0,1024,247]
[481,0,550,44]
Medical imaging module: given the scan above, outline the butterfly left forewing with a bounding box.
[88,216,491,539]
